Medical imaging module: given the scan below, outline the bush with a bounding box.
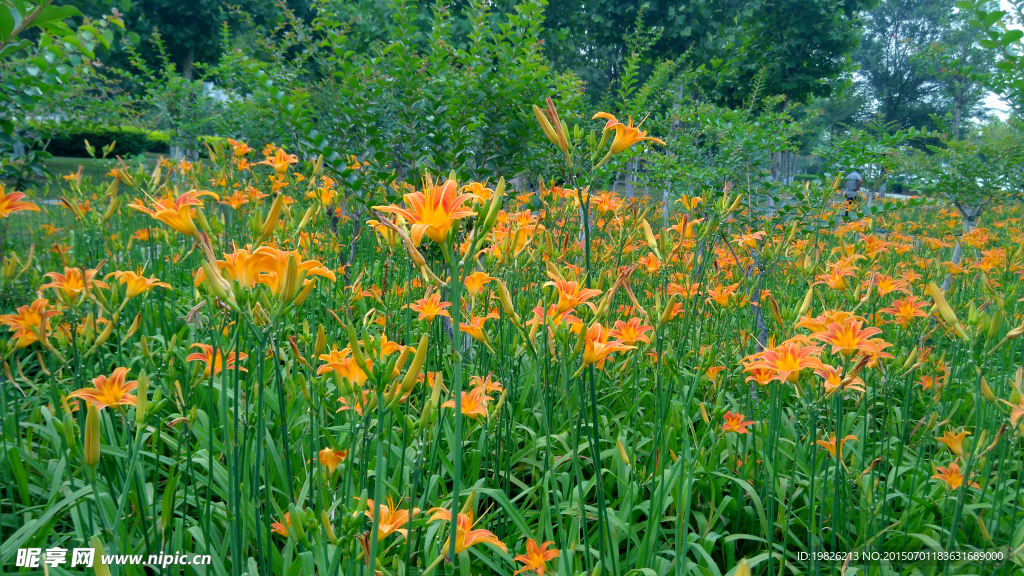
[33,124,170,157]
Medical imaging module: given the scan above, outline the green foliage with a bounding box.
[855,0,995,132]
[34,122,169,157]
[910,118,1024,222]
[543,0,872,106]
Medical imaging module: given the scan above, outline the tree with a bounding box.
[853,0,994,131]
[541,0,872,106]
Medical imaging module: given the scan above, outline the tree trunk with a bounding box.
[183,47,195,81]
[940,212,976,292]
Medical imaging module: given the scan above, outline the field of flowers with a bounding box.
[1,110,1023,576]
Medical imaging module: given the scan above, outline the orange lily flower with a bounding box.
[128,190,217,237]
[441,387,493,419]
[582,323,635,368]
[461,182,494,204]
[721,411,755,434]
[271,513,291,538]
[514,539,560,576]
[816,433,857,459]
[226,138,253,157]
[0,299,60,348]
[108,270,171,298]
[707,283,740,306]
[609,318,654,344]
[0,188,41,218]
[460,314,496,350]
[259,147,299,174]
[373,179,476,246]
[544,271,602,314]
[592,112,666,166]
[746,341,824,383]
[463,271,494,297]
[469,374,504,394]
[67,367,138,409]
[317,347,371,388]
[406,293,451,321]
[40,267,109,301]
[811,317,887,357]
[219,191,250,209]
[319,448,347,475]
[427,508,507,554]
[935,430,970,458]
[879,296,929,327]
[186,343,248,378]
[932,462,979,490]
[358,496,420,540]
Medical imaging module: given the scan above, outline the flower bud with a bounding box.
[84,403,101,469]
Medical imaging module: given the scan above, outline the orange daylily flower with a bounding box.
[441,387,494,419]
[219,191,250,209]
[186,343,248,378]
[40,267,109,301]
[259,147,299,174]
[463,271,494,297]
[317,347,371,388]
[932,462,979,490]
[128,189,216,236]
[935,430,970,458]
[721,411,755,434]
[817,433,857,459]
[592,112,666,165]
[129,190,217,237]
[67,367,138,409]
[271,513,291,538]
[746,341,824,383]
[707,283,740,306]
[469,374,504,394]
[811,317,887,357]
[514,539,560,576]
[427,508,507,554]
[608,318,654,344]
[0,299,60,348]
[107,270,171,298]
[406,293,452,321]
[373,179,476,246]
[319,448,347,475]
[582,322,635,368]
[460,314,496,349]
[544,271,602,314]
[879,296,929,327]
[358,496,420,540]
[0,188,41,218]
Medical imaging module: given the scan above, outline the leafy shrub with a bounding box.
[33,124,170,157]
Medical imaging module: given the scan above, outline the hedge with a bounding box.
[34,124,170,158]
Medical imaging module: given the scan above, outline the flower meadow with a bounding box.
[1,111,1024,576]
